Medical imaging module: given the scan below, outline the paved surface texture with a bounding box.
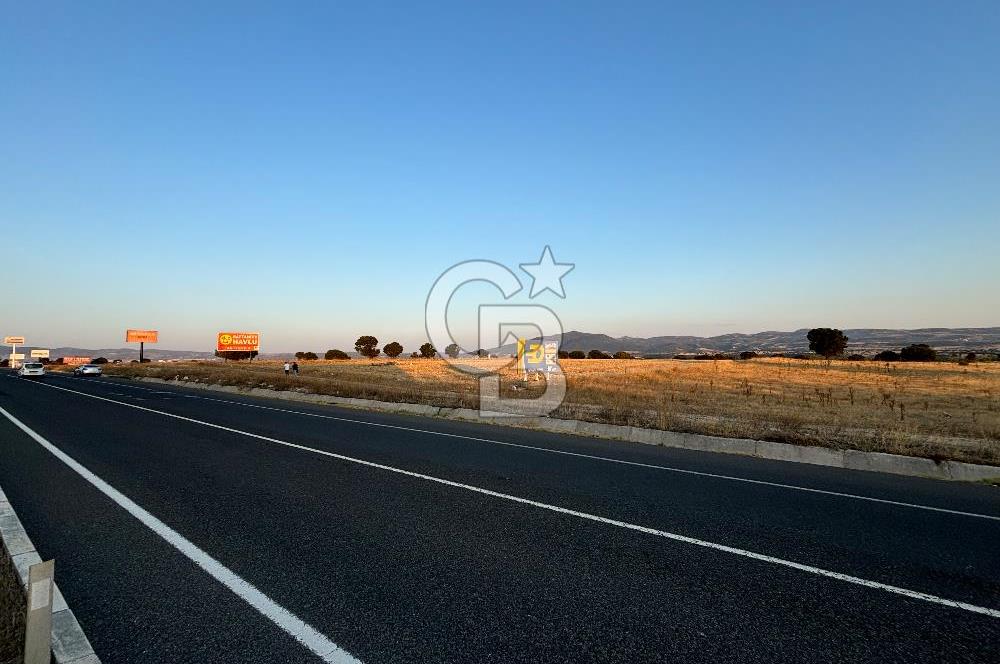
[0,371,998,663]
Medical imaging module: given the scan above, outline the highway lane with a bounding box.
[1,372,998,663]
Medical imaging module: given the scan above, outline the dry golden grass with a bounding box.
[98,357,1000,466]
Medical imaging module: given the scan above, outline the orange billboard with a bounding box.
[62,356,91,365]
[217,332,260,352]
[126,329,159,343]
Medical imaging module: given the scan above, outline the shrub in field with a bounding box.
[419,342,437,358]
[92,357,109,364]
[445,343,461,359]
[558,350,570,359]
[874,350,900,362]
[568,350,586,359]
[847,354,866,361]
[739,351,758,360]
[588,349,611,359]
[383,342,404,358]
[324,349,350,360]
[966,352,977,362]
[901,344,937,362]
[302,352,318,360]
[355,336,380,359]
[613,351,633,359]
[411,352,420,358]
[807,328,849,358]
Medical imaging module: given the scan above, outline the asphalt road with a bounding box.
[1,370,998,663]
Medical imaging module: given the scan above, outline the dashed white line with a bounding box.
[42,373,1000,522]
[17,379,1000,619]
[0,404,362,664]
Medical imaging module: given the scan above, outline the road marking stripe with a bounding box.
[21,380,1000,619]
[0,406,362,664]
[43,373,1000,522]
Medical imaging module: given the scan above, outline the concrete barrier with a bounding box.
[128,376,1000,483]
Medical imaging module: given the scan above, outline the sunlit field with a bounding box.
[95,357,1000,466]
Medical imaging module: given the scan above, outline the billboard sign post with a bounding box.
[30,349,49,359]
[217,332,260,361]
[126,329,158,363]
[4,336,25,368]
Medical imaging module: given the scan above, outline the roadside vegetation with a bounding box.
[94,355,1000,466]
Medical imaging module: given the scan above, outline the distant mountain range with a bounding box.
[14,327,1000,361]
[555,327,1000,356]
[25,347,217,361]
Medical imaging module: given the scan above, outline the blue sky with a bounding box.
[4,2,999,352]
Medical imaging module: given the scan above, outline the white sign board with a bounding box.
[3,336,24,345]
[9,353,25,360]
[30,349,50,358]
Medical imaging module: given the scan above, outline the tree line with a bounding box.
[237,329,981,364]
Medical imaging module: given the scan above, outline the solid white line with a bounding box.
[44,373,1000,522]
[20,379,1000,619]
[0,405,362,664]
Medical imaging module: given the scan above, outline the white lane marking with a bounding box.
[0,406,362,664]
[43,373,1000,522]
[21,380,1000,619]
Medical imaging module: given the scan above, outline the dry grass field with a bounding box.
[95,357,1000,466]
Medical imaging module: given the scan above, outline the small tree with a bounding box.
[411,352,420,358]
[847,354,866,361]
[613,351,633,359]
[474,348,487,358]
[807,328,849,358]
[355,336,380,359]
[965,352,977,362]
[383,341,404,358]
[303,352,318,361]
[324,349,350,360]
[557,350,570,359]
[419,342,436,358]
[92,357,109,364]
[568,350,586,359]
[295,352,306,360]
[901,344,936,362]
[444,343,461,359]
[739,351,757,360]
[874,350,900,362]
[588,349,610,359]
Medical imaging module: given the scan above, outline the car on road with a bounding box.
[73,364,103,377]
[17,362,45,378]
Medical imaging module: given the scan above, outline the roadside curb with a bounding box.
[0,485,102,664]
[129,376,1000,483]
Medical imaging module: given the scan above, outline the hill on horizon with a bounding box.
[556,327,1000,356]
[488,327,1000,357]
[15,326,1000,361]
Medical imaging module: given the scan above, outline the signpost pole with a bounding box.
[140,341,144,363]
